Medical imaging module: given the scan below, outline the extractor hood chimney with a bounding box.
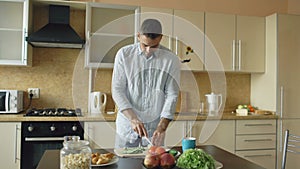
[26,5,85,49]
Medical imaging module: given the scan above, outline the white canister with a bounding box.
[90,92,107,114]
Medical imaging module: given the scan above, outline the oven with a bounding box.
[21,108,84,169]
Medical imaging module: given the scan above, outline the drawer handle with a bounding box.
[244,124,273,127]
[244,154,273,158]
[244,139,273,142]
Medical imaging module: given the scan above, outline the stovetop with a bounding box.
[24,108,82,117]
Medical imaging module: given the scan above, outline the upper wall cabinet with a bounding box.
[0,0,30,66]
[205,13,265,73]
[140,7,205,71]
[85,3,138,68]
[173,10,204,71]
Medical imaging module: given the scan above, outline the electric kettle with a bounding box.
[90,92,107,114]
[205,92,222,116]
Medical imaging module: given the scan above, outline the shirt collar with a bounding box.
[137,42,161,58]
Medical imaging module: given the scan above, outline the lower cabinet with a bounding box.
[165,120,235,153]
[235,120,277,169]
[236,150,276,169]
[0,122,21,169]
[84,122,116,149]
[192,120,235,153]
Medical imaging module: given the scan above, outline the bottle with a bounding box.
[60,136,92,169]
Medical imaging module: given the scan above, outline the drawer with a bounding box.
[236,150,276,169]
[236,120,276,134]
[236,134,276,150]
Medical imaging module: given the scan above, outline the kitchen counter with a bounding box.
[0,111,278,122]
[36,145,265,169]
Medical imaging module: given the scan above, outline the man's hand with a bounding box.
[130,119,148,137]
[122,108,148,137]
[152,118,171,146]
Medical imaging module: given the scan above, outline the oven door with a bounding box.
[21,121,84,169]
[21,137,64,169]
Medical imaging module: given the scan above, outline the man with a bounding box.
[112,19,180,148]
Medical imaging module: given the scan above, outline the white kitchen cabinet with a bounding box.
[0,0,30,66]
[236,150,276,169]
[251,13,300,169]
[235,120,276,169]
[191,120,235,153]
[173,10,204,71]
[84,122,116,148]
[205,13,265,72]
[85,3,138,68]
[140,7,205,71]
[0,122,21,169]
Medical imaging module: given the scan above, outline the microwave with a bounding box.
[0,90,23,113]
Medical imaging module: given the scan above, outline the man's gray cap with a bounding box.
[139,19,162,34]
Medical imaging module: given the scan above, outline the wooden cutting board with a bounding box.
[114,147,148,157]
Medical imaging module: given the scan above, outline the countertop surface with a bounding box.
[0,111,278,122]
[36,145,265,169]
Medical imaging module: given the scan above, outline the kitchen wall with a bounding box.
[0,6,88,111]
[94,70,251,113]
[1,0,296,113]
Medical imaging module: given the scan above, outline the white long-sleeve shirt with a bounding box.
[112,42,180,147]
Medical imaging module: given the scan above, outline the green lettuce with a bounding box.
[176,149,215,169]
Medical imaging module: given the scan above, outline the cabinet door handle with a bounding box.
[244,139,273,142]
[87,125,93,141]
[244,123,273,126]
[238,40,241,70]
[14,124,20,163]
[279,86,284,151]
[23,28,27,63]
[244,154,273,158]
[232,40,236,70]
[280,86,284,118]
[169,36,172,50]
[175,36,178,55]
[87,31,90,39]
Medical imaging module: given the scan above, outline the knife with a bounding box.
[143,136,153,146]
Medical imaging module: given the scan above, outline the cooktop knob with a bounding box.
[50,126,56,131]
[28,125,34,132]
[72,125,77,131]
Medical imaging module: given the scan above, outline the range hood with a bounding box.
[26,5,85,49]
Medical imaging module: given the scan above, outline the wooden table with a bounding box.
[37,145,265,169]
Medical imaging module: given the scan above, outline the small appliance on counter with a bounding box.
[89,91,107,114]
[205,92,222,116]
[0,90,23,113]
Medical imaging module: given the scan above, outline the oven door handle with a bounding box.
[25,137,65,141]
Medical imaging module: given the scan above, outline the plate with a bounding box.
[215,160,223,169]
[91,156,119,167]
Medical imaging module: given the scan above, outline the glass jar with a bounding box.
[60,136,92,169]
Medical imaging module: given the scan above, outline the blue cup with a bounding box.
[182,137,196,152]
